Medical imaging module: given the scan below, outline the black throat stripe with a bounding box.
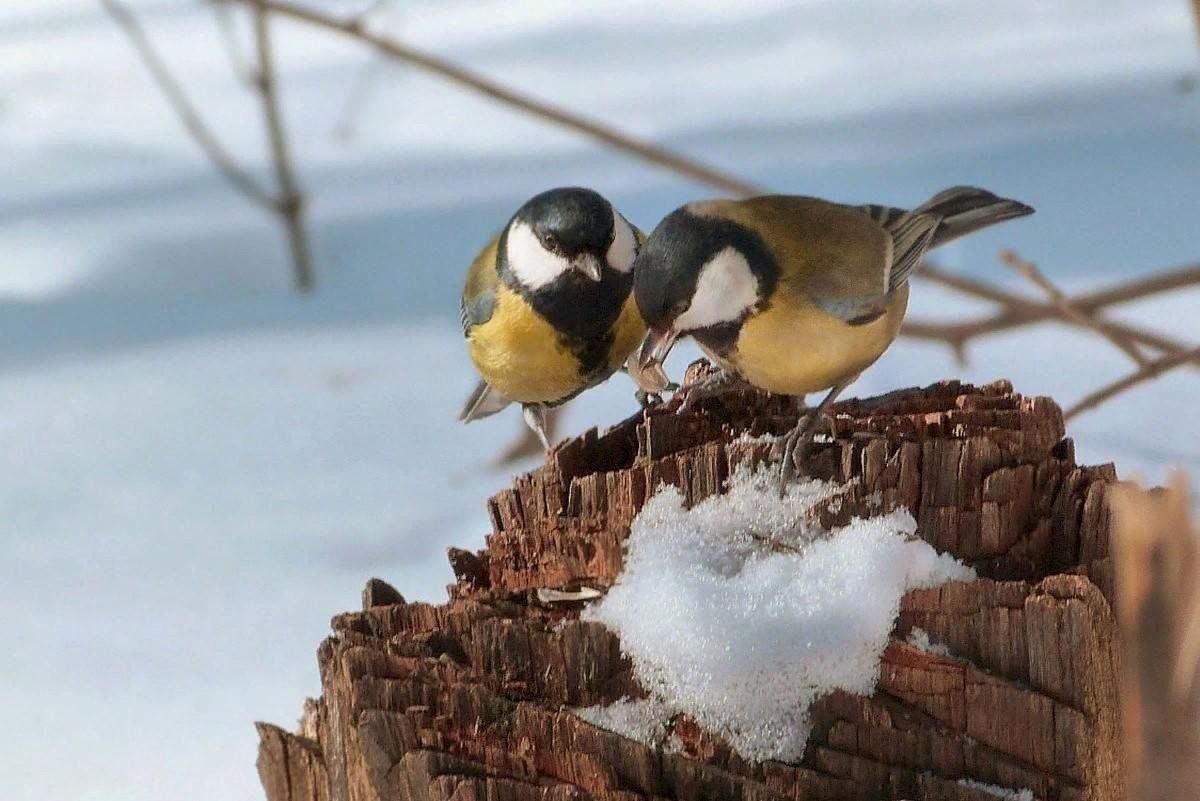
[498,227,633,377]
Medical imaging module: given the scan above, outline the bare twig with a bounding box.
[904,262,1200,365]
[102,0,276,209]
[220,0,765,197]
[1064,346,1200,420]
[918,261,1200,320]
[250,4,315,291]
[999,248,1150,366]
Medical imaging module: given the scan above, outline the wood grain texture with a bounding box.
[257,363,1126,801]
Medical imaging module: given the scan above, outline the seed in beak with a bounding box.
[638,327,679,371]
[627,352,670,394]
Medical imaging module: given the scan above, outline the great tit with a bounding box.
[632,186,1033,488]
[459,186,645,450]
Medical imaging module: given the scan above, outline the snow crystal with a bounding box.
[732,430,780,445]
[957,778,1035,801]
[907,627,954,657]
[572,696,672,747]
[584,464,975,763]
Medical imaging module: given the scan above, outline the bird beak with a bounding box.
[571,252,604,282]
[630,326,678,393]
[639,326,679,370]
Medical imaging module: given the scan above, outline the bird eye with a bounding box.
[670,300,690,318]
[538,232,557,250]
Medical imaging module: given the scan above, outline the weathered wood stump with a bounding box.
[256,365,1125,801]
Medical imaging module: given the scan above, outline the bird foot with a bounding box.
[675,369,746,415]
[775,412,835,496]
[635,384,678,409]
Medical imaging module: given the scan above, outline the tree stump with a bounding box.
[256,364,1125,801]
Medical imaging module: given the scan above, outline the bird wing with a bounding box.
[460,234,502,335]
[876,210,939,294]
[859,186,1035,292]
[727,195,896,325]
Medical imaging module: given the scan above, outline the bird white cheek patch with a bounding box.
[607,213,638,272]
[676,246,758,330]
[505,221,571,289]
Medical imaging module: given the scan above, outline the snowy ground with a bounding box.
[2,2,1199,800]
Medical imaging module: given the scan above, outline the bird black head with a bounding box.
[632,203,776,384]
[496,187,640,352]
[515,187,613,258]
[501,187,638,289]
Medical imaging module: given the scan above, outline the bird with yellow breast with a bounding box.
[459,187,646,450]
[632,186,1034,491]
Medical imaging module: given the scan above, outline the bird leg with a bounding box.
[778,378,853,495]
[521,404,553,452]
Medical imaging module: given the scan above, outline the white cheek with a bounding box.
[676,246,758,331]
[607,212,638,273]
[505,221,570,288]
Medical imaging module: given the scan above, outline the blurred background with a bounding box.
[2,1,1198,799]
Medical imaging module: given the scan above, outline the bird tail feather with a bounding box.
[458,380,513,422]
[915,186,1035,248]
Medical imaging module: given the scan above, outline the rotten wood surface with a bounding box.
[1110,477,1200,801]
[257,365,1127,801]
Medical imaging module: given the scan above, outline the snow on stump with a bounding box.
[256,364,1124,801]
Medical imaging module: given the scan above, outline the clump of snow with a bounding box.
[732,430,780,445]
[572,696,672,747]
[584,464,974,763]
[957,778,1035,801]
[907,627,954,657]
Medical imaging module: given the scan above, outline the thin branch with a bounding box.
[1071,262,1200,310]
[904,262,1200,363]
[102,0,276,210]
[999,248,1150,366]
[221,0,765,197]
[1064,346,1200,420]
[913,261,1200,330]
[250,4,315,291]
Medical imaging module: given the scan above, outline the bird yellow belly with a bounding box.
[467,288,584,404]
[717,284,909,396]
[467,288,644,405]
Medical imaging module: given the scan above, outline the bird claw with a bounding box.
[776,415,812,496]
[675,369,744,415]
[636,389,662,408]
[776,417,837,495]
